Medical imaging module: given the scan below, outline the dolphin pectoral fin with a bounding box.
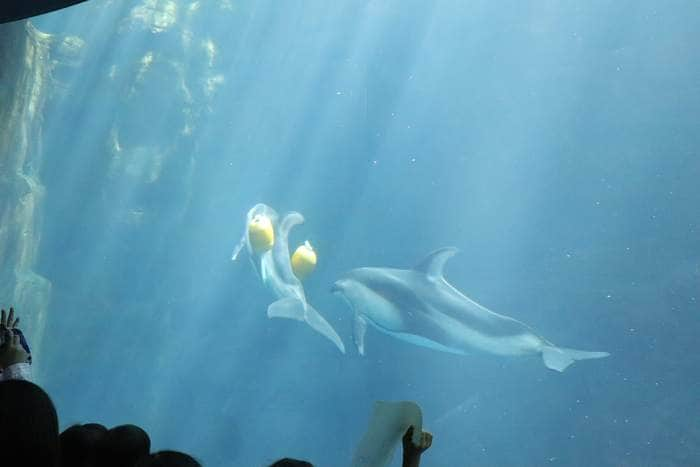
[353,314,368,356]
[231,232,247,261]
[303,303,346,354]
[542,345,610,372]
[259,251,275,283]
[267,297,305,321]
[413,247,459,280]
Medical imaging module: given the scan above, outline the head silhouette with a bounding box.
[97,424,151,467]
[60,423,108,467]
[0,380,60,467]
[135,450,201,467]
[269,459,313,467]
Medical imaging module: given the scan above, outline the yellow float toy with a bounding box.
[291,240,317,280]
[247,214,274,253]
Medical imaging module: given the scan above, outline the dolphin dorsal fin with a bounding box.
[414,247,458,280]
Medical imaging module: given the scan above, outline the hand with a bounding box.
[1,307,20,329]
[0,327,30,369]
[403,426,433,457]
[0,307,29,369]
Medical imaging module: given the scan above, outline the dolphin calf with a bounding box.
[233,204,345,353]
[332,247,608,371]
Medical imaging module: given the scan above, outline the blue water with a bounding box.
[19,0,700,465]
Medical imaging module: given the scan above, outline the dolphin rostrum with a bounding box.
[331,247,608,371]
[233,203,345,353]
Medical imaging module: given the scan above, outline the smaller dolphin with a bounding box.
[233,203,345,353]
[332,247,609,371]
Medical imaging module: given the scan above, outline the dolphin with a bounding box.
[331,247,609,371]
[232,203,345,353]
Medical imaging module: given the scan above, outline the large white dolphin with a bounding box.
[233,203,345,353]
[332,247,609,371]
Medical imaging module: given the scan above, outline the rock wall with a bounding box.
[1,1,230,382]
[0,21,53,367]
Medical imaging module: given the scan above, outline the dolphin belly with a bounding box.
[352,281,544,358]
[357,273,547,357]
[401,307,544,357]
[374,327,468,355]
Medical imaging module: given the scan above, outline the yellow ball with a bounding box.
[248,214,274,253]
[291,241,317,280]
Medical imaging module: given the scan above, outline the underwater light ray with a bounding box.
[236,0,443,252]
[206,3,371,213]
[298,1,442,261]
[37,2,174,192]
[37,0,217,301]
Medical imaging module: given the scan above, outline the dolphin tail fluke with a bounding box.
[267,298,346,354]
[542,345,610,372]
[303,303,346,354]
